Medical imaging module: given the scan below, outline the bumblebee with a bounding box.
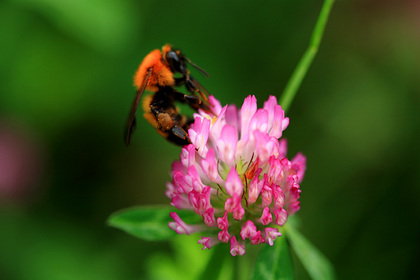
[125,44,210,146]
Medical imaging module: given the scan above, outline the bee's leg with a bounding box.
[185,76,199,94]
[185,75,209,102]
[171,125,190,141]
[143,112,159,128]
[166,130,190,146]
[174,77,185,87]
[150,105,174,131]
[145,111,182,145]
[172,90,210,112]
[149,104,190,146]
[167,113,191,145]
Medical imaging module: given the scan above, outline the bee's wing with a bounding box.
[125,68,152,146]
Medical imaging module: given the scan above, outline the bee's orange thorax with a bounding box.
[133,49,175,92]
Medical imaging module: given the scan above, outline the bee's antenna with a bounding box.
[186,58,210,78]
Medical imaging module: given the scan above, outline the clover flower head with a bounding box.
[167,95,306,256]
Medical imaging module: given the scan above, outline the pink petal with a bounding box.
[203,207,216,227]
[272,185,285,209]
[263,95,278,129]
[173,170,188,194]
[208,95,222,116]
[216,125,238,166]
[171,160,185,174]
[281,174,295,194]
[273,208,288,226]
[292,152,307,184]
[260,207,273,225]
[171,194,192,210]
[235,134,255,165]
[240,95,257,138]
[188,117,210,157]
[209,105,228,141]
[265,228,282,246]
[187,165,205,192]
[248,170,263,204]
[201,148,223,185]
[240,220,257,240]
[169,212,205,235]
[251,230,264,245]
[180,144,196,167]
[268,156,282,185]
[254,130,276,163]
[287,201,301,215]
[269,105,288,138]
[278,138,288,158]
[230,236,246,256]
[225,168,243,197]
[225,194,241,213]
[249,109,269,136]
[217,211,229,230]
[225,104,239,132]
[232,204,245,220]
[198,236,219,249]
[218,229,231,243]
[165,182,177,199]
[188,186,211,215]
[261,180,273,207]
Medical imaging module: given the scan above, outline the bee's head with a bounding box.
[162,44,188,75]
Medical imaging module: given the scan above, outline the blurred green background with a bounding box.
[0,0,419,279]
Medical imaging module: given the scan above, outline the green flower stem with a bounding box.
[279,0,335,113]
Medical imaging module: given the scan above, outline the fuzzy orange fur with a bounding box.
[133,49,175,92]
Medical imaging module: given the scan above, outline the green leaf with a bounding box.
[107,205,200,241]
[252,236,294,280]
[285,225,335,280]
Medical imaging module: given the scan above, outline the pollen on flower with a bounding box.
[167,95,306,256]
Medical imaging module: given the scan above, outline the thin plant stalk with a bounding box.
[280,0,335,113]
